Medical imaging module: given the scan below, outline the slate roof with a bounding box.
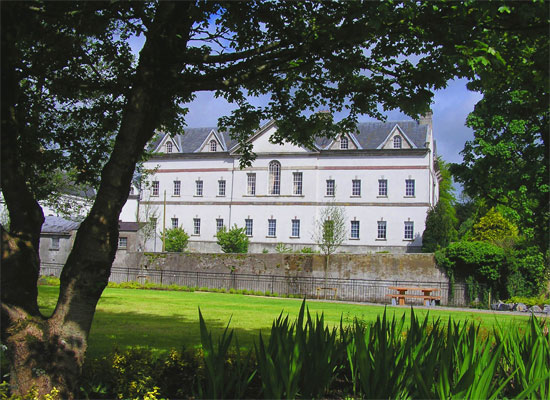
[153,120,428,153]
[41,216,80,234]
[119,221,140,232]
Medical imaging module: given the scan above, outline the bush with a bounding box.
[216,225,249,253]
[505,246,548,297]
[275,243,292,253]
[422,202,458,252]
[471,208,519,246]
[164,227,190,252]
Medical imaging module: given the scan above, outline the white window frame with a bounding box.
[118,236,128,248]
[245,218,253,236]
[218,179,226,196]
[291,219,300,238]
[193,218,201,235]
[216,218,224,232]
[378,179,387,197]
[326,179,335,196]
[195,180,203,196]
[268,161,281,195]
[393,136,402,149]
[377,220,387,240]
[293,172,303,195]
[247,173,256,195]
[268,219,276,237]
[404,221,414,240]
[166,141,173,153]
[352,179,361,196]
[173,180,181,196]
[405,179,415,197]
[210,140,217,152]
[350,220,360,239]
[152,181,159,197]
[340,136,348,149]
[171,217,179,229]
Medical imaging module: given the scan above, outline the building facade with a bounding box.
[141,115,439,253]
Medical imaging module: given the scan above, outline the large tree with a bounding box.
[1,1,540,397]
[450,2,549,251]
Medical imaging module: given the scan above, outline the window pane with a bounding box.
[247,173,256,195]
[173,180,181,196]
[196,180,203,196]
[245,219,253,236]
[393,136,402,149]
[152,181,159,196]
[268,219,276,237]
[406,179,415,196]
[293,172,303,195]
[326,179,335,196]
[118,237,128,248]
[216,218,224,232]
[166,142,173,153]
[351,221,360,239]
[340,136,348,149]
[377,221,387,239]
[378,179,387,196]
[291,219,300,237]
[218,180,226,196]
[269,161,281,195]
[193,218,201,235]
[352,179,361,196]
[404,221,414,239]
[210,140,217,151]
[171,218,179,229]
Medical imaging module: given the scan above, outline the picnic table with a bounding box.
[387,286,441,306]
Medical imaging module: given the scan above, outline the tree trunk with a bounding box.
[1,3,194,397]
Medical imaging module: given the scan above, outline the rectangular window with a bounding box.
[216,218,224,232]
[351,220,360,239]
[352,179,361,196]
[291,219,300,237]
[173,180,181,196]
[118,237,128,248]
[171,217,179,229]
[268,219,277,237]
[218,180,226,196]
[195,180,203,196]
[245,219,253,236]
[193,218,201,235]
[405,179,415,197]
[404,221,414,240]
[51,237,60,250]
[378,179,387,196]
[377,221,387,240]
[247,173,256,195]
[152,181,159,196]
[293,172,303,195]
[326,179,335,196]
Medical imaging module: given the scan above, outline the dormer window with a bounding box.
[210,140,217,152]
[340,136,348,149]
[393,136,402,149]
[166,141,173,153]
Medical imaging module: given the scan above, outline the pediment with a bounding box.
[378,125,416,150]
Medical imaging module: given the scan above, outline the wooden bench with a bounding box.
[387,286,441,306]
[316,286,337,300]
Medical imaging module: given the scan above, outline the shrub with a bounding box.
[505,246,548,297]
[216,225,249,253]
[300,247,317,254]
[471,208,519,246]
[275,243,292,253]
[422,201,458,252]
[164,227,190,252]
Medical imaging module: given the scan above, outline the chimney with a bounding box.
[418,111,433,130]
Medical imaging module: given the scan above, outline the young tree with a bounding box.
[312,203,347,286]
[216,225,249,254]
[2,1,542,396]
[164,227,190,252]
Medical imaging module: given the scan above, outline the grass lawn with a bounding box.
[38,285,535,360]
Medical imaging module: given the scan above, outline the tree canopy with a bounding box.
[2,1,547,397]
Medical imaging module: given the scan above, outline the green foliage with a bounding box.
[505,295,549,308]
[275,243,292,253]
[422,158,458,252]
[163,227,189,252]
[471,208,519,245]
[505,246,548,297]
[216,225,249,254]
[299,247,318,254]
[312,204,347,256]
[73,307,550,399]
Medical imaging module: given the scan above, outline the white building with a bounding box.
[141,114,439,253]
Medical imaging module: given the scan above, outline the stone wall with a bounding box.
[123,252,446,283]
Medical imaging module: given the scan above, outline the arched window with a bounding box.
[393,136,402,149]
[340,136,348,149]
[268,161,281,195]
[210,140,217,152]
[166,141,173,153]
